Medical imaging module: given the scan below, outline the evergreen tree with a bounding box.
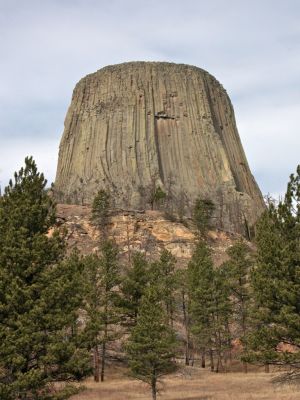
[146,174,167,210]
[188,240,231,372]
[177,269,193,366]
[149,249,177,326]
[83,239,121,382]
[0,157,90,400]
[91,189,110,232]
[211,266,232,372]
[245,166,300,381]
[187,240,215,370]
[193,198,215,235]
[126,287,177,400]
[86,190,121,382]
[150,186,166,210]
[120,252,150,327]
[222,240,252,372]
[82,253,103,383]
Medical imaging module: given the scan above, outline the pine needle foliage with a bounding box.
[245,166,300,381]
[120,252,150,327]
[83,239,121,382]
[149,249,178,326]
[222,241,252,339]
[126,287,177,400]
[91,189,110,230]
[188,240,231,372]
[193,198,215,235]
[0,157,90,400]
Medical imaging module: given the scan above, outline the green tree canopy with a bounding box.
[126,286,177,400]
[83,239,121,382]
[120,252,150,327]
[149,249,177,326]
[188,240,231,372]
[0,157,90,400]
[245,166,300,381]
[222,240,252,372]
[91,189,110,231]
[222,240,252,338]
[193,198,215,235]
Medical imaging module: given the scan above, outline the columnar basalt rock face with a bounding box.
[55,62,265,234]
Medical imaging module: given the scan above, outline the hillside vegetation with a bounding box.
[1,158,300,400]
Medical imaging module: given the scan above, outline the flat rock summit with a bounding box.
[54,61,264,234]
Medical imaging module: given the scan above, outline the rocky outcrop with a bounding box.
[54,204,241,268]
[54,62,265,234]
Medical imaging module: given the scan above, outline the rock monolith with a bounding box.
[55,62,264,234]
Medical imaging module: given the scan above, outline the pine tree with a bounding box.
[82,253,103,383]
[150,186,166,210]
[188,240,215,370]
[91,189,110,233]
[120,252,150,327]
[146,174,166,210]
[188,240,231,372]
[222,240,252,372]
[211,266,232,372]
[245,166,300,381]
[177,269,192,366]
[193,198,215,235]
[0,157,90,400]
[149,249,177,327]
[87,189,122,382]
[83,239,121,382]
[126,287,177,400]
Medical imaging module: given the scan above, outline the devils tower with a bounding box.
[54,62,264,234]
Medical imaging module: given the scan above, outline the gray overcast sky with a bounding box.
[0,0,299,197]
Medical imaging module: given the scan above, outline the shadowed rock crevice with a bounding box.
[54,61,265,234]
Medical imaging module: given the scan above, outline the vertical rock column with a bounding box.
[55,62,265,234]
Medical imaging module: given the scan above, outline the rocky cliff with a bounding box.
[52,204,241,268]
[54,62,264,234]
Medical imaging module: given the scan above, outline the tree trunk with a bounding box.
[185,343,190,366]
[227,342,232,370]
[190,350,195,366]
[170,302,174,329]
[94,345,100,382]
[216,330,223,373]
[101,300,108,382]
[216,352,223,373]
[101,341,106,382]
[265,364,270,373]
[182,291,190,366]
[210,349,214,372]
[225,321,232,370]
[151,376,157,400]
[201,349,206,368]
[223,341,230,372]
[241,305,248,373]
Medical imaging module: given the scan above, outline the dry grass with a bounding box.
[71,366,300,400]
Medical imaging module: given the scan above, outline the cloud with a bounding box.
[0,0,299,197]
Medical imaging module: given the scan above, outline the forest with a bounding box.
[0,157,300,400]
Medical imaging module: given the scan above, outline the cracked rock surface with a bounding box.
[55,62,264,234]
[52,204,242,268]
